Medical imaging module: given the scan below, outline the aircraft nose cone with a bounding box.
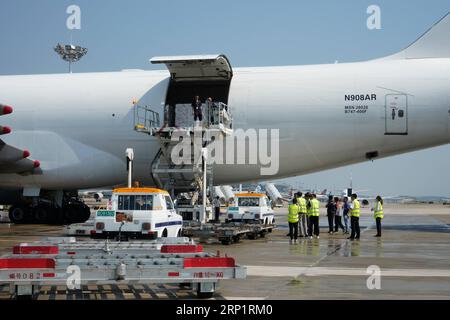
[33,160,41,168]
[23,150,30,158]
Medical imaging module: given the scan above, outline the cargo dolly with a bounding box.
[182,221,275,245]
[0,237,246,299]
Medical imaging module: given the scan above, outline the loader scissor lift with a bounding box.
[134,55,234,223]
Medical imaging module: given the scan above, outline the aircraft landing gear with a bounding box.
[8,206,30,224]
[8,199,91,225]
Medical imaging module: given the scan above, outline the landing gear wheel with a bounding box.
[8,206,28,224]
[33,207,49,224]
[64,207,78,224]
[80,206,91,223]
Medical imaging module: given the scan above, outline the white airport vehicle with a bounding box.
[2,13,450,224]
[226,193,275,225]
[0,237,246,299]
[91,187,183,240]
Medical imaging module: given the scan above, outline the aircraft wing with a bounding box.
[0,104,41,175]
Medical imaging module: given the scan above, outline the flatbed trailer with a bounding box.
[0,237,246,299]
[64,221,95,236]
[182,222,275,245]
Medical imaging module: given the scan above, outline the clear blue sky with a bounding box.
[1,0,449,196]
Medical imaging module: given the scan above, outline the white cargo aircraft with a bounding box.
[1,13,450,224]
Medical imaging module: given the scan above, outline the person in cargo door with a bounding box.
[191,95,203,126]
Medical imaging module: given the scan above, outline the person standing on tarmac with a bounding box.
[296,192,308,238]
[288,198,300,243]
[286,196,297,237]
[371,196,384,237]
[308,194,320,239]
[334,197,346,233]
[348,194,361,240]
[326,195,336,234]
[212,196,221,222]
[343,197,350,234]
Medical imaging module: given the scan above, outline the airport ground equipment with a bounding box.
[182,221,275,245]
[91,187,182,240]
[226,193,275,224]
[265,183,284,208]
[220,185,235,203]
[134,95,232,223]
[64,221,94,236]
[175,195,213,222]
[0,237,246,299]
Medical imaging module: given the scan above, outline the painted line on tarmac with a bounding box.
[245,265,450,278]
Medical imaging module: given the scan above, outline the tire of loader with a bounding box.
[221,238,232,245]
[247,233,257,240]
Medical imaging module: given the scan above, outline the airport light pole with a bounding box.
[54,43,88,73]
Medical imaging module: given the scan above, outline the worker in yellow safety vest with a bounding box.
[296,192,308,238]
[348,194,361,240]
[308,194,320,239]
[288,198,299,243]
[372,195,384,237]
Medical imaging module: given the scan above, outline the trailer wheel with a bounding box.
[162,229,168,237]
[177,229,182,237]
